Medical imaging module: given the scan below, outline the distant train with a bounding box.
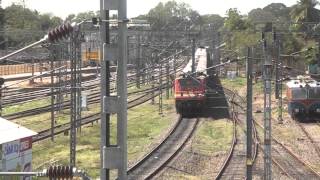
[286,77,320,122]
[174,48,207,116]
[82,50,100,66]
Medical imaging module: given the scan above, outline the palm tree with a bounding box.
[291,0,319,23]
[290,0,320,39]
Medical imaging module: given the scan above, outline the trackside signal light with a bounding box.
[48,23,74,42]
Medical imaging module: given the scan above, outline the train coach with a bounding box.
[287,77,320,122]
[174,48,207,116]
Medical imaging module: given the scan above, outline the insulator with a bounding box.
[0,77,4,86]
[54,26,63,40]
[47,23,74,42]
[66,23,73,35]
[60,24,68,38]
[46,166,73,179]
[48,29,58,42]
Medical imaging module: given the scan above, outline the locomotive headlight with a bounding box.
[316,108,320,113]
[294,108,300,113]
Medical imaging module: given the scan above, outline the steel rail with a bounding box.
[33,89,163,142]
[254,120,320,178]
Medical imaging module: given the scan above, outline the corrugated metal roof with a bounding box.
[0,117,37,144]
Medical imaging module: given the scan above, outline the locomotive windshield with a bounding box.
[179,78,201,89]
[309,87,320,99]
[291,88,308,99]
[291,87,320,99]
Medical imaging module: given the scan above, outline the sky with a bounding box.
[2,0,299,19]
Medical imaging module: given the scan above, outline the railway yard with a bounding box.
[2,0,320,180]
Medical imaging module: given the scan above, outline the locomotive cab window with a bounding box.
[309,87,320,99]
[291,88,308,99]
[179,79,201,89]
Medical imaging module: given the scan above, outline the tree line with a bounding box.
[1,0,320,66]
[0,2,100,49]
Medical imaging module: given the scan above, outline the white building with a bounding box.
[0,117,37,180]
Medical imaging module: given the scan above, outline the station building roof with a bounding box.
[0,117,37,144]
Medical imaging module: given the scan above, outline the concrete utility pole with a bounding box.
[136,35,141,88]
[166,61,170,99]
[101,0,128,179]
[30,58,35,84]
[278,56,283,123]
[192,38,196,74]
[262,32,272,180]
[151,75,155,105]
[117,0,128,177]
[274,30,280,100]
[217,32,221,75]
[159,62,163,115]
[174,50,177,78]
[0,78,4,117]
[151,53,155,105]
[274,31,283,123]
[246,47,253,180]
[211,34,216,75]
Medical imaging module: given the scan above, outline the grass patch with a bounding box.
[3,97,51,115]
[32,95,177,178]
[192,119,233,156]
[221,77,246,90]
[127,84,152,94]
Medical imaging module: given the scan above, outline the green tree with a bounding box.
[51,16,63,26]
[0,1,4,49]
[291,0,320,23]
[263,3,290,20]
[290,0,320,38]
[65,14,75,23]
[39,13,62,30]
[224,8,249,31]
[201,14,224,30]
[73,11,96,23]
[147,1,200,30]
[4,4,63,47]
[248,8,275,23]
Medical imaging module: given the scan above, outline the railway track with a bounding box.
[220,84,320,178]
[294,120,320,159]
[2,58,186,105]
[4,84,167,120]
[214,86,258,179]
[3,79,101,106]
[127,117,199,179]
[254,120,320,179]
[33,89,163,142]
[2,62,183,108]
[2,77,137,106]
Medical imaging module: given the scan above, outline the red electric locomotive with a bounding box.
[174,48,207,116]
[174,75,206,115]
[287,77,320,122]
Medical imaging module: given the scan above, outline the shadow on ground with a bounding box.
[203,75,230,119]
